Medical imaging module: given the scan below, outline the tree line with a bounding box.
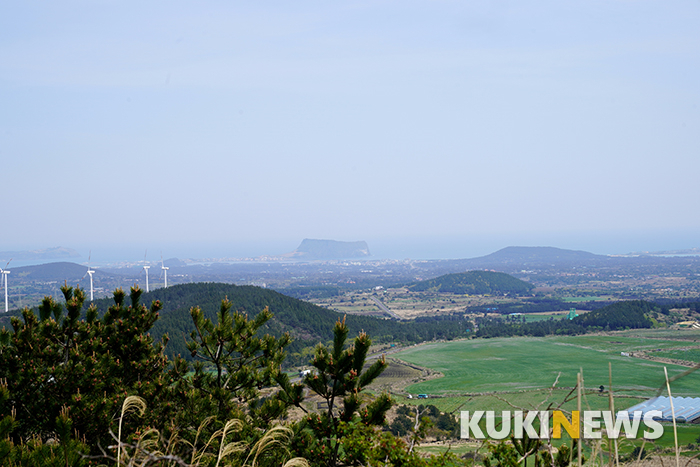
[475,300,655,338]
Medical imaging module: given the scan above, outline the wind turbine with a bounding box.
[87,268,95,301]
[161,253,169,288]
[1,259,11,313]
[143,250,150,292]
[85,252,95,301]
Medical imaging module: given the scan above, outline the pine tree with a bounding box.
[278,316,391,467]
[0,285,172,451]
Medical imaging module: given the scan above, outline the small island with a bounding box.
[284,239,370,260]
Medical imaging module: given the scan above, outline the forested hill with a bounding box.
[88,283,469,364]
[407,270,534,295]
[472,246,604,265]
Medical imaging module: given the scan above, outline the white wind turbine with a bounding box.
[143,250,150,292]
[85,252,95,301]
[87,268,95,301]
[161,253,169,288]
[1,259,11,313]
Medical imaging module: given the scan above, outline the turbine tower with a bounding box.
[86,252,95,301]
[143,250,150,292]
[1,259,11,313]
[87,268,95,301]
[161,255,169,288]
[144,266,150,292]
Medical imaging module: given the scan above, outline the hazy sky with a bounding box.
[2,1,699,260]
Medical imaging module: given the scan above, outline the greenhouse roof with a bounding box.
[625,396,700,423]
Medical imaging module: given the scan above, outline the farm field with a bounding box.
[654,348,700,363]
[617,328,700,341]
[394,334,700,414]
[519,312,568,322]
[366,359,423,391]
[314,288,525,319]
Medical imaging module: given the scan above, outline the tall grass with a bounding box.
[117,396,147,466]
[109,397,309,467]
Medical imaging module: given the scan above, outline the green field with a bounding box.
[520,313,567,323]
[617,328,700,340]
[395,335,700,413]
[655,348,700,362]
[393,334,700,456]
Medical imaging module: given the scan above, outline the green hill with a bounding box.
[407,270,534,295]
[86,282,471,365]
[471,246,604,264]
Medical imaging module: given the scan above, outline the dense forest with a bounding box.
[407,270,535,295]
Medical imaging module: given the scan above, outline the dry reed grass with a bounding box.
[107,397,309,467]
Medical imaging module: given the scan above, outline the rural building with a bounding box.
[625,396,700,423]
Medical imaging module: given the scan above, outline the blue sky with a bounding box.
[2,1,699,260]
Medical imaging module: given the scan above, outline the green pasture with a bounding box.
[654,348,700,363]
[396,335,700,408]
[616,328,700,340]
[519,313,567,323]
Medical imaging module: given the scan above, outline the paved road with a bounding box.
[370,296,401,320]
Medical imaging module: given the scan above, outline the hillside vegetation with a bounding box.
[1,284,440,467]
[407,270,534,295]
[87,283,471,364]
[470,246,605,264]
